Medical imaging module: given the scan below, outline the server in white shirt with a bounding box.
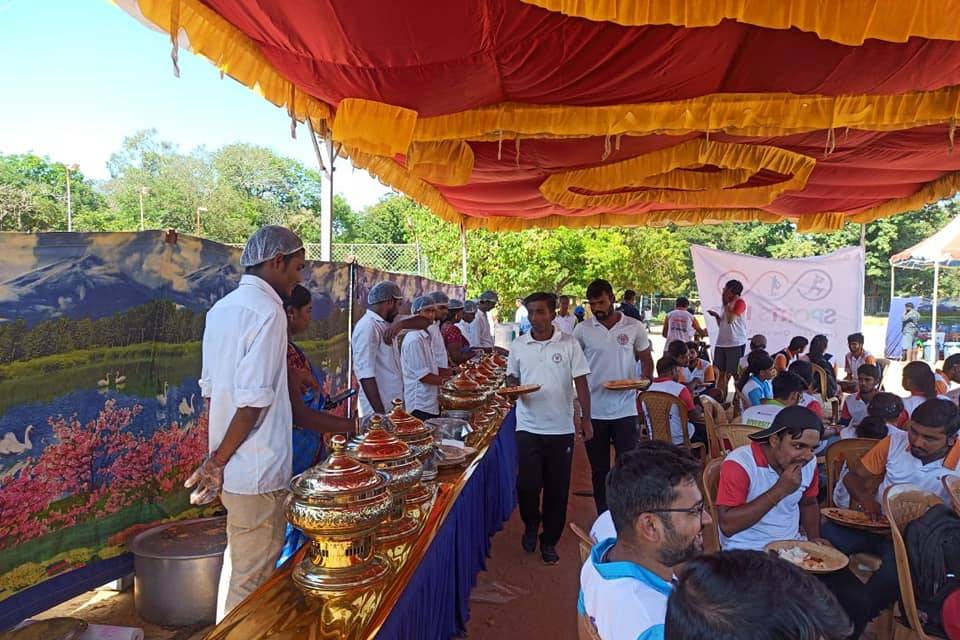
[574,278,653,514]
[507,292,592,565]
[474,291,498,349]
[457,300,480,347]
[553,294,577,335]
[579,441,710,640]
[189,226,304,621]
[428,291,452,371]
[352,281,429,417]
[401,296,448,419]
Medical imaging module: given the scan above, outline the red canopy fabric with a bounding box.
[122,0,960,231]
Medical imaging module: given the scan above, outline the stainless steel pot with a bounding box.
[128,515,226,626]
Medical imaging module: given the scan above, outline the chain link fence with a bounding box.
[230,242,428,275]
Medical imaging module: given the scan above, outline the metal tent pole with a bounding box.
[309,121,333,262]
[931,260,941,365]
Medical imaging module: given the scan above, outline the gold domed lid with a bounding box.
[442,375,482,393]
[389,400,433,439]
[353,417,413,462]
[289,436,387,497]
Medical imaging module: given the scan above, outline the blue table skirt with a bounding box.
[376,409,518,640]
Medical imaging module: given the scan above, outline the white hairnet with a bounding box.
[412,295,435,313]
[240,225,304,267]
[479,290,498,302]
[430,291,450,305]
[448,299,464,310]
[368,281,403,305]
[463,300,478,313]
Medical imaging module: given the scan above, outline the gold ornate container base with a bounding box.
[404,483,437,522]
[293,552,392,597]
[377,511,421,545]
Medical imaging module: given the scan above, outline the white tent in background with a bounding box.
[890,214,960,364]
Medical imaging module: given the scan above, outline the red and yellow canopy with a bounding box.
[120,0,960,231]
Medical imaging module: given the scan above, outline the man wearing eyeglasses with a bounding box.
[578,441,710,640]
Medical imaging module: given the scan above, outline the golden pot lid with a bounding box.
[352,418,413,462]
[442,375,482,393]
[289,435,387,497]
[388,400,432,438]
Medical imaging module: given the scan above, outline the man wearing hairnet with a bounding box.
[352,281,431,416]
[401,296,451,419]
[187,225,306,621]
[458,300,480,347]
[428,291,453,371]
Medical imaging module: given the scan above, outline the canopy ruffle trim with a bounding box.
[519,0,960,45]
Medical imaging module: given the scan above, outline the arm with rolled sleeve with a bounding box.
[213,311,287,465]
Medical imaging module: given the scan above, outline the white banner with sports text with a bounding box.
[690,245,864,353]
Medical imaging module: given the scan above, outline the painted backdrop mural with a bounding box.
[0,232,351,615]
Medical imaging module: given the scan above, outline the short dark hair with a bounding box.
[523,292,557,312]
[558,294,571,303]
[282,283,312,311]
[665,550,852,640]
[773,371,807,400]
[746,350,774,376]
[724,280,743,296]
[848,332,865,344]
[657,356,679,377]
[586,279,615,300]
[606,442,700,540]
[686,341,699,353]
[667,340,689,361]
[912,399,960,437]
[676,296,689,308]
[787,336,809,352]
[906,302,915,309]
[623,289,637,301]
[857,363,880,379]
[856,416,890,440]
[867,392,904,422]
[787,360,813,386]
[945,353,960,371]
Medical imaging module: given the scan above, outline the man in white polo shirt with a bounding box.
[553,294,577,335]
[826,398,960,634]
[189,225,304,621]
[715,405,825,552]
[575,278,653,514]
[352,281,430,417]
[507,291,592,565]
[579,442,710,640]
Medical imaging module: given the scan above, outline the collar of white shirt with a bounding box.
[522,327,564,345]
[239,273,284,307]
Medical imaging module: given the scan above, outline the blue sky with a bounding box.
[0,0,391,208]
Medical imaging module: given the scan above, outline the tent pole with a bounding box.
[890,265,895,305]
[931,261,941,365]
[860,223,867,248]
[459,220,468,286]
[309,121,333,262]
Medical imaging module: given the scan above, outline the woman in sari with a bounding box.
[277,284,355,566]
[441,299,474,365]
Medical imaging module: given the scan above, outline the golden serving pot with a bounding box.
[284,435,393,596]
[388,400,437,481]
[350,417,423,545]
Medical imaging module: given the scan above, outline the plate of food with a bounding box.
[765,540,849,574]
[436,443,468,468]
[603,379,651,390]
[822,507,890,530]
[497,384,541,396]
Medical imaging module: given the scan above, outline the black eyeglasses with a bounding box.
[645,501,706,518]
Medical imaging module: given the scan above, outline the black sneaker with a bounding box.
[541,544,560,565]
[521,531,538,553]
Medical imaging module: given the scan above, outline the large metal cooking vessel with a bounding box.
[128,515,226,626]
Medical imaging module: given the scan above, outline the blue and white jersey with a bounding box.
[578,538,672,640]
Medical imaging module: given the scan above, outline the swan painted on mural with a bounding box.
[155,382,169,406]
[0,425,33,455]
[179,394,196,417]
[97,372,111,387]
[114,371,127,385]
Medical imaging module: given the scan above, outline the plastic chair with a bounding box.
[699,394,727,459]
[811,362,832,399]
[942,475,960,516]
[569,522,594,564]
[715,424,762,455]
[640,390,705,460]
[701,456,724,553]
[877,358,891,391]
[883,484,946,640]
[825,438,878,508]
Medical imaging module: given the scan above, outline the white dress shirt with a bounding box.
[352,309,404,417]
[507,329,590,435]
[401,330,440,415]
[474,310,495,348]
[457,319,478,347]
[199,275,291,495]
[428,322,449,368]
[574,314,650,420]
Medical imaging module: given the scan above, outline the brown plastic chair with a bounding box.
[701,456,724,553]
[877,358,891,391]
[699,394,728,459]
[811,362,832,399]
[732,389,746,419]
[640,390,705,460]
[943,475,960,516]
[569,522,594,564]
[825,438,878,508]
[715,424,762,455]
[883,484,946,640]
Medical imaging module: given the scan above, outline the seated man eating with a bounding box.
[739,371,806,430]
[825,398,960,635]
[715,405,824,551]
[579,441,710,640]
